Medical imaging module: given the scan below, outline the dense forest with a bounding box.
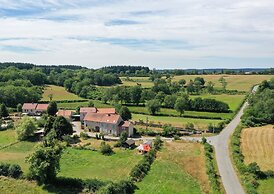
[242,78,274,126]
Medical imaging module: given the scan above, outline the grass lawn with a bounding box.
[136,141,210,194]
[41,85,84,101]
[258,178,274,194]
[58,147,142,181]
[241,125,274,171]
[0,141,37,173]
[189,94,246,112]
[132,113,221,130]
[58,100,111,109]
[0,177,49,194]
[0,130,17,147]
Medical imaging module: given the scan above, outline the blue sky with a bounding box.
[0,0,273,69]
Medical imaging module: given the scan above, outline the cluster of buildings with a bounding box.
[22,103,134,137]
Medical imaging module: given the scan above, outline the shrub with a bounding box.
[80,132,89,140]
[16,116,37,141]
[0,163,22,179]
[100,142,114,155]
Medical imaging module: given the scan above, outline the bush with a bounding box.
[80,132,89,140]
[98,179,135,194]
[100,142,114,155]
[16,116,37,141]
[0,163,22,179]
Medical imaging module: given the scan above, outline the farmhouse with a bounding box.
[82,107,134,137]
[57,110,74,120]
[22,103,48,115]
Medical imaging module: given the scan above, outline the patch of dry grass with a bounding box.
[241,125,274,171]
[41,85,84,101]
[159,141,211,193]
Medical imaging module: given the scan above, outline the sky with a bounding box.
[0,0,274,69]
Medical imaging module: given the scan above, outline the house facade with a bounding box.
[82,107,134,137]
[22,103,48,116]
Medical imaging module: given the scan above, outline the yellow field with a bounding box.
[121,75,273,91]
[41,85,84,101]
[241,125,274,171]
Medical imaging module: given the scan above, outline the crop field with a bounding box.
[121,75,273,91]
[132,113,221,130]
[241,125,274,171]
[41,85,84,101]
[136,141,210,194]
[59,147,142,181]
[241,125,274,194]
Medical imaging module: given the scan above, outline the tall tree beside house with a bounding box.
[47,101,58,116]
[16,117,37,141]
[17,103,22,113]
[146,99,161,115]
[119,106,132,121]
[0,104,9,118]
[53,116,73,140]
[44,116,56,135]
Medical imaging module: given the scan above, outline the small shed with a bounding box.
[125,139,135,148]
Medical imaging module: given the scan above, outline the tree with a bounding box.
[17,103,22,113]
[47,101,58,116]
[53,116,73,140]
[207,81,215,93]
[27,139,63,183]
[155,91,166,104]
[130,86,142,105]
[16,117,36,140]
[88,100,94,107]
[178,79,186,86]
[0,104,9,118]
[164,95,177,108]
[48,94,53,101]
[119,131,128,145]
[44,116,56,135]
[186,80,195,94]
[146,99,161,115]
[174,98,186,116]
[119,106,132,121]
[219,77,227,92]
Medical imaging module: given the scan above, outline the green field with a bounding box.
[57,100,111,109]
[58,147,142,181]
[0,130,17,147]
[121,75,273,91]
[41,85,84,101]
[258,178,274,194]
[136,141,210,194]
[132,113,221,130]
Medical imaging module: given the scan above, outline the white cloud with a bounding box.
[0,0,273,68]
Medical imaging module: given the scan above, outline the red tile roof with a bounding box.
[80,107,97,113]
[84,112,121,124]
[36,104,49,111]
[121,121,131,128]
[97,108,116,114]
[57,110,73,117]
[22,103,38,110]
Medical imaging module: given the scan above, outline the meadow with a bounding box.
[136,141,211,194]
[59,147,142,181]
[132,113,221,130]
[121,74,274,91]
[241,125,274,194]
[41,85,84,101]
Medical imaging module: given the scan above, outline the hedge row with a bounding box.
[129,137,163,182]
[202,140,221,192]
[0,162,23,179]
